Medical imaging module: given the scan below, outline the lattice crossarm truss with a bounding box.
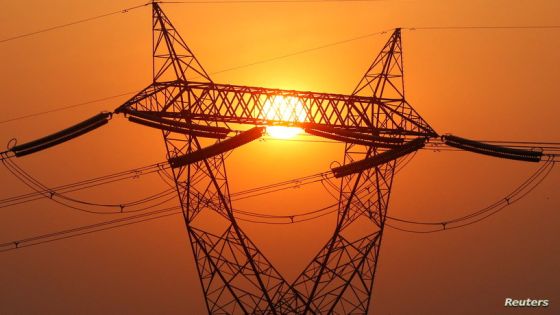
[116,81,436,138]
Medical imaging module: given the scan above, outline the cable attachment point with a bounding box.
[133,170,141,179]
[120,204,125,213]
[7,138,17,150]
[441,222,447,230]
[329,160,342,170]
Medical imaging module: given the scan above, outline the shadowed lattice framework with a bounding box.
[114,3,437,314]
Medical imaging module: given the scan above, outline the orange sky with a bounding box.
[0,0,559,314]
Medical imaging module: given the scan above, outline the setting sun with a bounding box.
[2,1,559,314]
[262,95,307,138]
[266,126,302,139]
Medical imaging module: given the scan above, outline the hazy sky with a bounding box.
[0,0,559,314]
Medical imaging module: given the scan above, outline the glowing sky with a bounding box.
[0,0,559,314]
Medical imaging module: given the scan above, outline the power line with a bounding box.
[206,29,391,76]
[0,3,149,44]
[0,128,554,249]
[2,158,173,215]
[1,0,557,47]
[385,158,556,233]
[0,161,168,208]
[0,91,137,124]
[162,0,384,3]
[3,21,560,125]
[0,0,385,46]
[0,202,334,253]
[2,157,554,251]
[3,157,177,212]
[0,184,337,251]
[0,29,389,125]
[0,159,171,212]
[3,134,558,212]
[406,25,560,31]
[0,205,183,253]
[0,157,334,213]
[265,136,560,157]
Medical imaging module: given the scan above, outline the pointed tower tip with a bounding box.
[351,25,437,136]
[151,1,212,83]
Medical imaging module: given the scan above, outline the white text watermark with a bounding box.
[504,298,549,307]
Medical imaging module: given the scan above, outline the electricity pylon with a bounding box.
[115,2,436,314]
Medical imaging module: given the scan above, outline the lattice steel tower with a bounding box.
[115,2,437,314]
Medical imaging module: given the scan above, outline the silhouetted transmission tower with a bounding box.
[114,2,437,314]
[0,2,554,313]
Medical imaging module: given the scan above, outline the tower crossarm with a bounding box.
[116,80,437,138]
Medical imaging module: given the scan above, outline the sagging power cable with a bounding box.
[0,205,183,253]
[0,3,149,44]
[0,154,555,251]
[1,158,178,215]
[0,157,333,213]
[385,157,555,233]
[0,161,168,208]
[2,155,554,252]
[232,154,554,225]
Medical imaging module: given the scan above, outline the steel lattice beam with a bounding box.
[117,81,436,137]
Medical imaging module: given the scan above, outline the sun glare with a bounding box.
[266,126,303,139]
[262,95,307,139]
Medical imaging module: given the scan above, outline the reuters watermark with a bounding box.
[504,298,549,307]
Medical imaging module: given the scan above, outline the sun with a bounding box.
[262,95,307,139]
[266,126,302,139]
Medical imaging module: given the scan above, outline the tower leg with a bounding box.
[289,142,397,314]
